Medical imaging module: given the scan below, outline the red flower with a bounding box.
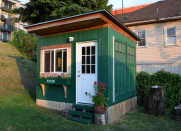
[98,82,102,84]
[94,81,97,84]
[98,84,102,86]
[102,87,106,90]
[104,84,107,87]
[85,92,87,95]
[98,92,102,95]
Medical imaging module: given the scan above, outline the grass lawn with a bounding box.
[0,42,181,131]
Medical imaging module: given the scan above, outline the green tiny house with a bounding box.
[25,10,140,124]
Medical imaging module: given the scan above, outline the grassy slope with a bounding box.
[0,42,181,131]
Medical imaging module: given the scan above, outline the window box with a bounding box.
[36,78,71,85]
[36,78,71,98]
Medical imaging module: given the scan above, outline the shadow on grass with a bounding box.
[8,55,37,102]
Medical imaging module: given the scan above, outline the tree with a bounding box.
[12,0,113,24]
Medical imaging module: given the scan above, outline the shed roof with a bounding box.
[25,9,140,41]
[115,0,181,24]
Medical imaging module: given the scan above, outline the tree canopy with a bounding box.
[12,0,113,24]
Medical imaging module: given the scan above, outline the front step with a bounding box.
[66,115,93,124]
[72,104,94,111]
[66,104,94,124]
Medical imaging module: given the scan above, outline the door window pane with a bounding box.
[82,65,85,74]
[86,65,90,73]
[91,56,95,64]
[82,56,85,64]
[91,65,95,73]
[87,47,90,55]
[87,56,90,64]
[82,47,85,55]
[91,46,95,54]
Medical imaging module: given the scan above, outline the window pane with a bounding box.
[82,56,85,64]
[91,46,95,54]
[119,42,121,52]
[63,49,67,72]
[91,56,95,64]
[91,65,95,73]
[138,31,145,38]
[87,56,90,64]
[82,47,85,55]
[138,39,145,46]
[167,36,176,45]
[82,65,85,74]
[87,47,90,55]
[55,50,62,72]
[44,51,50,72]
[167,28,175,36]
[122,44,125,53]
[116,41,118,50]
[51,51,54,72]
[86,65,90,73]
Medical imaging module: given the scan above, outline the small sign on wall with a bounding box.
[47,80,55,83]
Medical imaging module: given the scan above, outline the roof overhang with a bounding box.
[25,9,140,41]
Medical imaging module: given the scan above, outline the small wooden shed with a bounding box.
[25,9,140,124]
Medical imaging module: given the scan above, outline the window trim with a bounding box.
[42,47,68,73]
[166,26,176,45]
[137,30,146,47]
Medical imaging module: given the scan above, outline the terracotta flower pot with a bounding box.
[94,105,106,114]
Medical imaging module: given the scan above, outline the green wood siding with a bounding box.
[36,27,109,104]
[108,27,136,106]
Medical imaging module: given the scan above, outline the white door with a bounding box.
[76,41,98,104]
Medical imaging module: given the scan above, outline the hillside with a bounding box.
[0,41,36,99]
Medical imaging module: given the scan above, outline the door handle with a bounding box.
[77,75,80,77]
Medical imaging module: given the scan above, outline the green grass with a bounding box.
[0,42,181,131]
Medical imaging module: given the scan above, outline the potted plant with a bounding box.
[85,82,109,114]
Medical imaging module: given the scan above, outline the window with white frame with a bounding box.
[167,27,176,45]
[137,31,146,47]
[43,48,68,73]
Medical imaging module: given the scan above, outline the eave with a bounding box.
[25,9,140,41]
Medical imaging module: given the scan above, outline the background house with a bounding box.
[113,0,181,75]
[0,0,28,42]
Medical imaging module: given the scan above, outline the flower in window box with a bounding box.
[5,32,8,34]
[64,73,67,77]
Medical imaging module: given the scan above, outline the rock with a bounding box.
[60,109,70,117]
[144,86,166,117]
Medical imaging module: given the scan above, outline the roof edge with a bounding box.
[124,16,181,26]
[24,9,140,41]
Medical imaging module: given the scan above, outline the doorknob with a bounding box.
[77,75,80,77]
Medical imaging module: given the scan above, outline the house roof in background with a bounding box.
[115,0,181,24]
[112,3,152,15]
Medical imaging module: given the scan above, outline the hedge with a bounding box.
[137,70,181,110]
[10,29,38,61]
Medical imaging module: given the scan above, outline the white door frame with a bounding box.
[76,40,98,104]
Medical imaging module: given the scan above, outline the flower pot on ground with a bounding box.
[85,81,109,114]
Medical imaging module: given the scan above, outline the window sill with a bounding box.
[164,45,178,48]
[136,46,147,48]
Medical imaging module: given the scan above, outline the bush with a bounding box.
[10,29,38,61]
[137,70,181,110]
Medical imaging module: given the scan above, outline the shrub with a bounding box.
[137,70,181,110]
[10,29,38,61]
